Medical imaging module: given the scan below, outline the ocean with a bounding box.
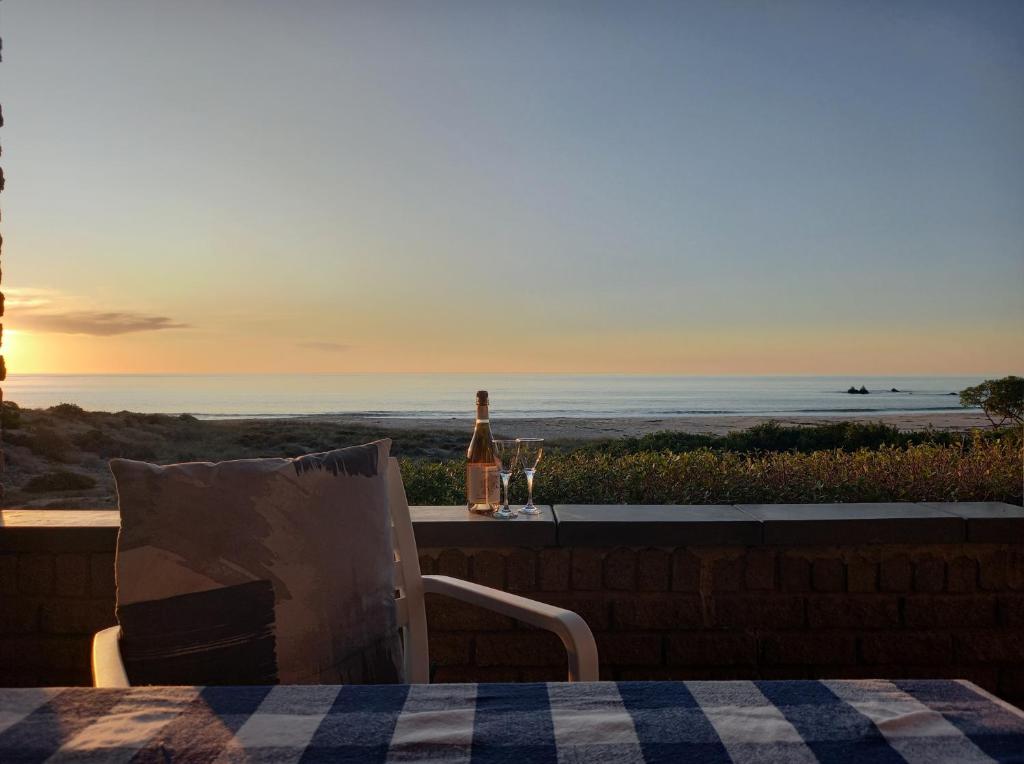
[1,374,981,420]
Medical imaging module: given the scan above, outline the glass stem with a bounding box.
[525,469,535,506]
[501,472,511,511]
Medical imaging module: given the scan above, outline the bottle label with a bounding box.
[466,464,500,504]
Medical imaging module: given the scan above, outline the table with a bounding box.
[1,680,1022,762]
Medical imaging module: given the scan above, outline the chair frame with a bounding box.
[93,457,598,687]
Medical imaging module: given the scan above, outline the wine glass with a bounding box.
[491,439,520,520]
[516,438,544,515]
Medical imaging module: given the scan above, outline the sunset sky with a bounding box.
[2,1,1022,375]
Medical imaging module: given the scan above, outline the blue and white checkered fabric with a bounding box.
[0,680,1021,762]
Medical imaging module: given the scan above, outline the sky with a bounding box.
[1,0,1022,375]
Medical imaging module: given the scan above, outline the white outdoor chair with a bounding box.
[93,456,599,687]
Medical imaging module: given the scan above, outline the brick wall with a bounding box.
[418,544,1024,706]
[1,506,1023,709]
[1,549,117,686]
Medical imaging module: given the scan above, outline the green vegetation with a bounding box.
[1,405,1020,508]
[5,425,76,463]
[567,421,970,457]
[1,400,22,430]
[401,433,1022,506]
[2,406,469,506]
[47,402,88,419]
[960,376,1024,428]
[23,470,97,493]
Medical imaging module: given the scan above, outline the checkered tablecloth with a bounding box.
[1,679,1022,762]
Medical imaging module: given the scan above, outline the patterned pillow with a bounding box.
[110,439,403,685]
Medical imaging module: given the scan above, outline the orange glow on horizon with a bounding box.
[4,323,1020,377]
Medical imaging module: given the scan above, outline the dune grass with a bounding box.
[402,434,1022,506]
[2,401,1020,507]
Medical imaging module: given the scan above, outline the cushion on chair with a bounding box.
[110,439,403,685]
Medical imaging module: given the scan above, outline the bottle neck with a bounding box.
[475,404,489,423]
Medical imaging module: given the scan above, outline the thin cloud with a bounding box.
[6,286,191,336]
[298,341,351,352]
[3,287,63,310]
[15,311,190,336]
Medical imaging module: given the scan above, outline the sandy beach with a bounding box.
[337,411,995,440]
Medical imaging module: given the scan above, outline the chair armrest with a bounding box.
[92,626,131,688]
[422,574,599,682]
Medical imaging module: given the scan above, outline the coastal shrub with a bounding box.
[1,401,21,430]
[399,435,1022,506]
[720,421,967,452]
[71,428,120,456]
[119,412,166,427]
[573,421,966,457]
[24,426,75,462]
[70,428,158,460]
[225,422,465,461]
[400,459,465,506]
[48,402,87,419]
[23,470,97,493]
[121,442,160,461]
[1,430,31,448]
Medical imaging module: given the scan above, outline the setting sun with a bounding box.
[0,329,46,373]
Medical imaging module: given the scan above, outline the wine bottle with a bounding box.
[466,390,500,512]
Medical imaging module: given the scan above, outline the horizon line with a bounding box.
[3,371,1012,379]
